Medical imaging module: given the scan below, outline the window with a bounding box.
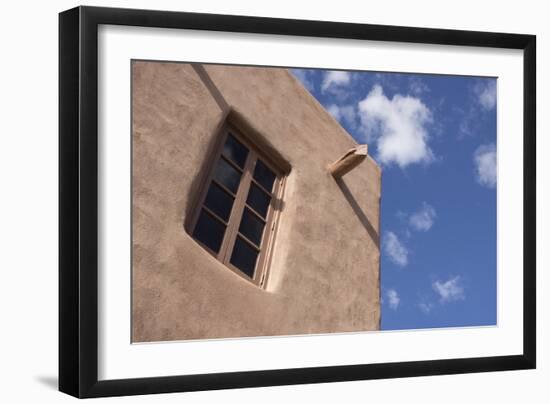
[189,124,286,287]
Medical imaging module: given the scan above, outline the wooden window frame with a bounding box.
[188,123,287,288]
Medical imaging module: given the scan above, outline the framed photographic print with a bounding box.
[59,5,536,398]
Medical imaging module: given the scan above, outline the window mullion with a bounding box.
[256,175,282,286]
[219,151,257,264]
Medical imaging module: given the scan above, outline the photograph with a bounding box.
[54,3,536,399]
[0,0,543,401]
[131,60,497,343]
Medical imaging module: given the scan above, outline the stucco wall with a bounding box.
[132,61,381,342]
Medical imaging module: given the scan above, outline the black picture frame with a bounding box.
[59,5,536,398]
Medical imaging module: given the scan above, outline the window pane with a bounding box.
[253,159,276,192]
[192,210,226,253]
[239,208,265,246]
[230,237,259,278]
[246,183,271,218]
[213,157,241,194]
[204,182,234,222]
[222,134,248,168]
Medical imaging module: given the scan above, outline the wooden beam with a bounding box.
[328,144,369,178]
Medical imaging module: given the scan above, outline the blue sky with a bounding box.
[291,68,497,330]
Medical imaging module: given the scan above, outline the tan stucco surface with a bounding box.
[132,61,381,342]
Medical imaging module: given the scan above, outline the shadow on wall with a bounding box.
[181,65,231,232]
[182,63,292,233]
[35,375,58,390]
[335,177,380,249]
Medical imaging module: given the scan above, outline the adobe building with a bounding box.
[132,61,381,342]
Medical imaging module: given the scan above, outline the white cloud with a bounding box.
[386,289,400,310]
[418,302,434,314]
[432,276,465,303]
[475,80,497,111]
[326,104,357,129]
[455,81,496,139]
[327,104,341,119]
[383,231,408,267]
[290,69,314,92]
[321,70,351,93]
[395,210,408,222]
[409,77,430,95]
[474,143,497,188]
[358,85,434,168]
[409,202,436,231]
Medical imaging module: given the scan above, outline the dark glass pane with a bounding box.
[192,210,226,253]
[204,182,234,222]
[222,134,248,168]
[246,183,271,218]
[213,157,241,194]
[253,159,276,192]
[239,208,265,246]
[230,237,259,278]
